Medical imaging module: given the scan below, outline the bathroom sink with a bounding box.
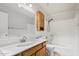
[0,50,8,56]
[16,41,35,47]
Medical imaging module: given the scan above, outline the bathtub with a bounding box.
[46,44,74,56]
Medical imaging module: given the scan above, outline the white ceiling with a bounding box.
[0,3,35,18]
[38,3,76,14]
[0,3,78,21]
[37,3,77,21]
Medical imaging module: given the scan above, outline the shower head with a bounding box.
[48,18,53,22]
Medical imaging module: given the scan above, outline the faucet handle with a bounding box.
[23,36,27,40]
[20,36,27,43]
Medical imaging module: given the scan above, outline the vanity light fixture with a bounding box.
[29,4,32,7]
[23,3,32,8]
[17,3,34,14]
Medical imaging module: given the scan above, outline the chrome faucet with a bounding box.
[20,36,27,43]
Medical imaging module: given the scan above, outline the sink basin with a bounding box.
[16,41,35,47]
[0,50,8,56]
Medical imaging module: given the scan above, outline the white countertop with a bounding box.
[0,39,46,56]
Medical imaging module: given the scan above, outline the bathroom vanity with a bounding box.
[15,41,46,56]
[0,39,46,56]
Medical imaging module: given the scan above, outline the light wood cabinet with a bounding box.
[15,41,46,56]
[31,54,36,56]
[36,47,46,56]
[22,44,42,56]
[36,11,45,31]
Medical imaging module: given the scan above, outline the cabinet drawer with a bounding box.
[22,43,42,56]
[36,47,46,56]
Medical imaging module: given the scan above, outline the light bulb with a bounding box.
[29,4,32,7]
[18,4,22,8]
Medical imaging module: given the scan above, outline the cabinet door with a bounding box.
[36,47,46,56]
[36,11,44,31]
[22,43,42,56]
[31,54,36,56]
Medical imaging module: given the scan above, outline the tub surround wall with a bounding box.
[76,10,79,56]
[49,18,77,55]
